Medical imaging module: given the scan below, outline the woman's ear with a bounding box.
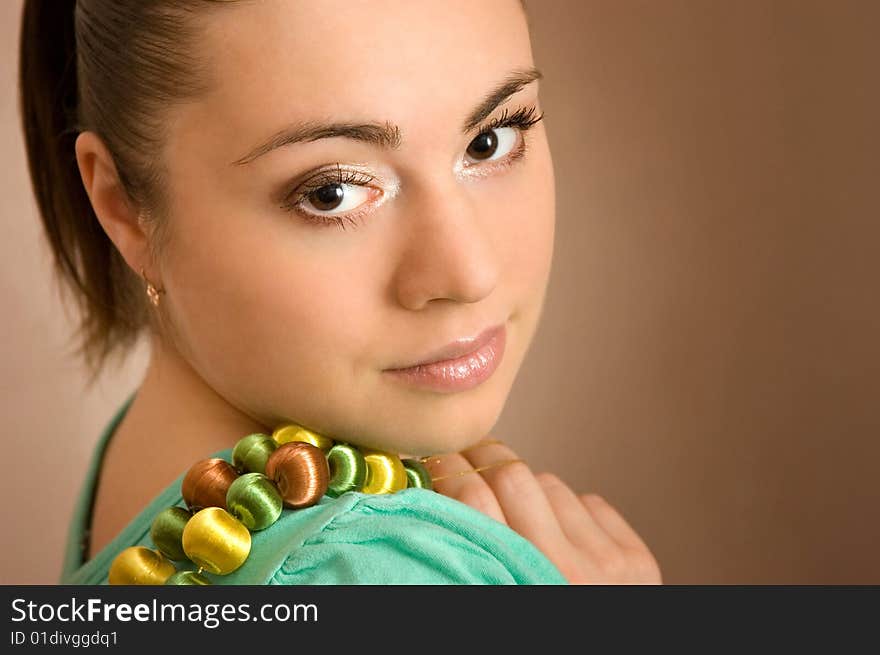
[74,131,155,277]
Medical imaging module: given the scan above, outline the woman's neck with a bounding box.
[86,336,273,560]
[124,335,272,463]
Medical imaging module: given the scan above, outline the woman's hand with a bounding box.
[423,438,663,585]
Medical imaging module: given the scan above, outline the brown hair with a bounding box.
[18,0,231,386]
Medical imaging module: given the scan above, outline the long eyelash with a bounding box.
[459,104,542,177]
[478,104,544,136]
[299,163,374,195]
[280,163,374,230]
[282,106,545,231]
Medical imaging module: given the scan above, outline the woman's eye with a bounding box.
[301,182,375,215]
[283,108,540,228]
[464,126,519,165]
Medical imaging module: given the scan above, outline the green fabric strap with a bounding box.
[60,390,137,582]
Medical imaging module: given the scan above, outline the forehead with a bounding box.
[186,0,532,150]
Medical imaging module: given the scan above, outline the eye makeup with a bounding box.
[279,103,545,230]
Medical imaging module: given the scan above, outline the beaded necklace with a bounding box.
[108,422,433,585]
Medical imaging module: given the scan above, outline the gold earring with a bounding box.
[141,267,165,307]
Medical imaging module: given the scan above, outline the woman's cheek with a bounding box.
[502,183,555,298]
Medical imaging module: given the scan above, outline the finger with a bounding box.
[580,493,652,553]
[459,440,569,553]
[421,451,508,525]
[535,473,621,556]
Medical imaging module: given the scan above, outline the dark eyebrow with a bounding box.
[230,67,543,166]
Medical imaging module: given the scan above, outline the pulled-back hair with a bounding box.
[19,0,530,387]
[18,0,231,386]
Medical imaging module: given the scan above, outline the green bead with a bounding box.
[226,472,283,530]
[232,433,278,474]
[326,443,368,497]
[150,506,192,561]
[164,570,213,585]
[403,458,433,490]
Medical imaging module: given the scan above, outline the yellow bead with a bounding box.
[360,448,408,494]
[108,546,176,585]
[272,423,334,451]
[182,507,251,575]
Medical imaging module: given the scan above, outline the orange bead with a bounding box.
[265,442,329,508]
[181,458,238,512]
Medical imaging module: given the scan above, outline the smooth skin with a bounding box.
[74,0,661,583]
[425,440,661,584]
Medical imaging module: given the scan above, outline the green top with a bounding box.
[60,391,568,585]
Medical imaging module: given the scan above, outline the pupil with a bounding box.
[467,131,498,160]
[311,184,344,210]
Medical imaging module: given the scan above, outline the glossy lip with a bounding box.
[383,323,506,393]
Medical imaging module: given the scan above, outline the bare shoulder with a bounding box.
[87,420,179,559]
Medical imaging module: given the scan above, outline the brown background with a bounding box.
[2,0,878,584]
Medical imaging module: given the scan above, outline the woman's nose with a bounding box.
[391,181,499,311]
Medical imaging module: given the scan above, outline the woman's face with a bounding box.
[158,0,555,455]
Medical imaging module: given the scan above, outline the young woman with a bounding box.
[20,0,662,585]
